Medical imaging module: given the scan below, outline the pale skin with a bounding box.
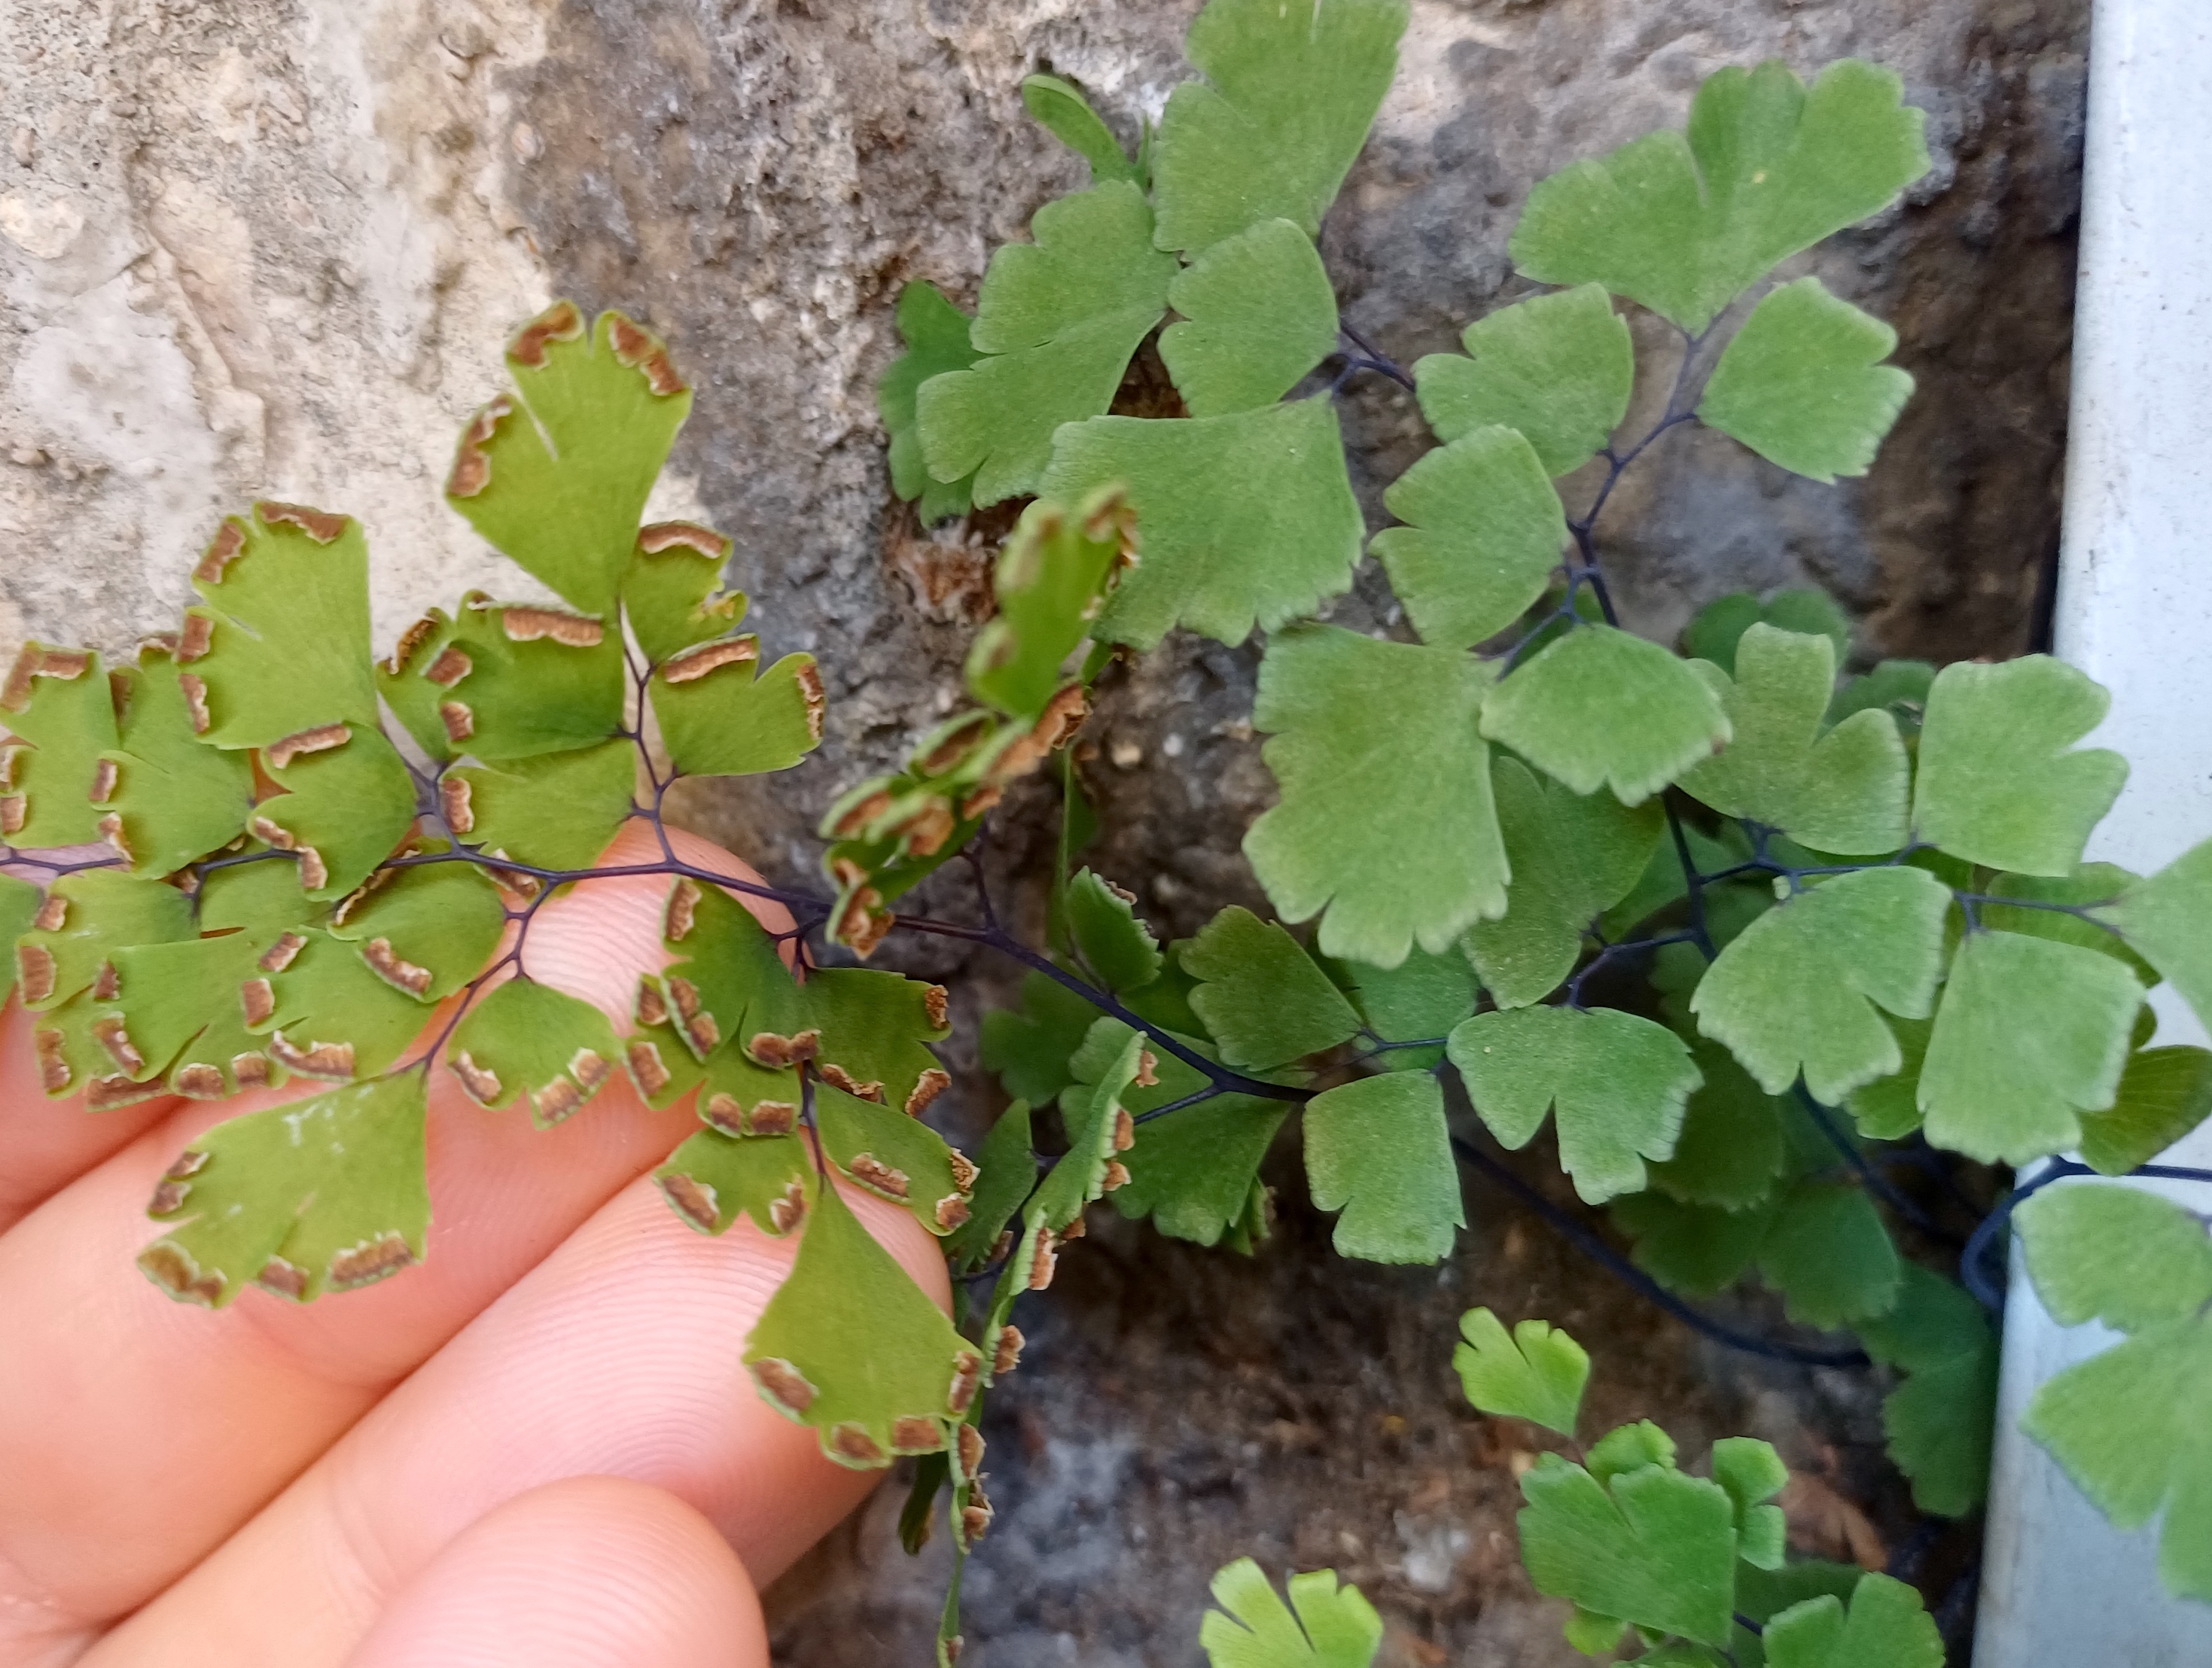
[0,823,949,1666]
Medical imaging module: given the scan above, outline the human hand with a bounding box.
[0,823,947,1666]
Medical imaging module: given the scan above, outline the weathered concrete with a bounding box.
[2,0,2085,1660]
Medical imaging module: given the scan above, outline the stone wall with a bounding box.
[2,1,2086,1662]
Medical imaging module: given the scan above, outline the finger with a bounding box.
[342,1478,769,1668]
[84,1176,946,1667]
[0,825,791,1647]
[0,995,178,1234]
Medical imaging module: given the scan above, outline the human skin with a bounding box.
[0,823,949,1667]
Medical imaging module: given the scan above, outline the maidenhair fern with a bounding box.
[11,1,2212,1660]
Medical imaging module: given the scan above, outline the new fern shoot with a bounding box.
[8,1,2212,1662]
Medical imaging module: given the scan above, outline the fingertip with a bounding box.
[343,1475,769,1668]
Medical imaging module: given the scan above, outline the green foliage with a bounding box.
[1021,74,1140,184]
[2098,836,2212,1033]
[1046,400,1365,649]
[1454,1307,1589,1437]
[1467,756,1664,1006]
[99,650,256,874]
[449,978,625,1127]
[1679,626,1908,854]
[1912,656,2128,875]
[1855,1263,1997,1517]
[1337,942,1478,1071]
[1509,58,1929,333]
[1647,1042,1787,1210]
[742,1178,970,1469]
[919,181,1175,507]
[1105,1027,1285,1250]
[880,282,981,525]
[1303,1070,1461,1262]
[1683,589,1853,675]
[139,1074,429,1307]
[1413,284,1633,476]
[1065,869,1164,992]
[1450,1006,1697,1204]
[1367,426,1568,651]
[1150,0,1408,254]
[2019,1182,2212,1332]
[1481,625,1731,805]
[1198,1558,1382,1668]
[1244,626,1506,966]
[1691,866,1951,1103]
[1918,928,2140,1164]
[1696,279,1913,482]
[1184,906,1358,1070]
[1161,218,1339,415]
[445,303,693,616]
[1763,1575,1944,1668]
[966,494,1129,722]
[2079,1044,2212,1176]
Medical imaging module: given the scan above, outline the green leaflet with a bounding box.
[1047,399,1365,650]
[1021,74,1139,184]
[1481,624,1732,805]
[1918,928,2140,1164]
[256,925,438,1083]
[139,1074,429,1307]
[620,521,747,666]
[806,967,954,1117]
[2023,1312,2212,1601]
[1679,625,1908,854]
[1763,1575,1944,1668]
[917,181,1175,506]
[1150,0,1407,254]
[1245,626,1507,967]
[98,650,254,875]
[1981,863,2153,979]
[1754,1181,1900,1329]
[2019,1183,2212,1334]
[1413,284,1634,476]
[185,503,380,747]
[1368,426,1569,651]
[1302,1070,1461,1263]
[1065,868,1163,993]
[377,595,626,766]
[252,726,417,902]
[816,1080,972,1238]
[1647,1040,1787,1210]
[1160,218,1339,416]
[1078,1018,1286,1251]
[17,866,195,1015]
[2079,1045,2212,1176]
[1509,59,1929,334]
[1855,1262,1997,1517]
[327,860,504,1003]
[979,969,1101,1103]
[1691,866,1952,1103]
[649,647,822,778]
[1199,1559,1381,1668]
[2,643,115,848]
[1449,1006,1697,1204]
[654,875,804,1064]
[1842,1015,1931,1140]
[655,1128,813,1237]
[1453,1307,1588,1438]
[1031,1026,1146,1238]
[880,282,982,525]
[1184,906,1359,1071]
[742,1177,971,1469]
[1698,279,1913,482]
[444,303,692,616]
[449,741,638,870]
[945,1101,1033,1274]
[1682,588,1853,677]
[1912,656,2126,876]
[2098,836,2212,1034]
[964,492,1127,723]
[1336,942,1479,1072]
[1516,1443,1741,1646]
[1466,755,1663,1007]
[1712,1437,1790,1569]
[448,978,625,1127]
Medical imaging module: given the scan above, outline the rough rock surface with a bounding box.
[3,0,2082,1661]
